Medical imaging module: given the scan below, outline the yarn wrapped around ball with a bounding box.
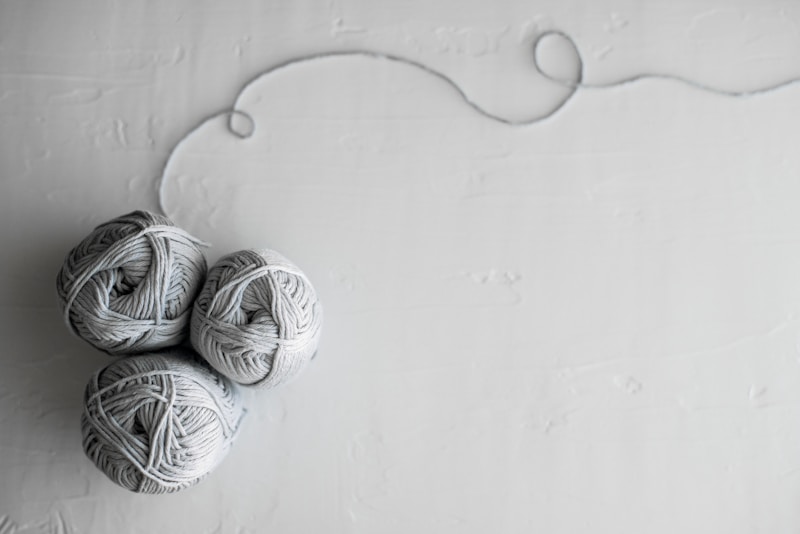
[81,349,244,494]
[56,211,207,355]
[191,249,322,388]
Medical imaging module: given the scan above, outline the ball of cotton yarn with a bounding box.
[56,211,207,355]
[191,249,322,388]
[81,349,244,494]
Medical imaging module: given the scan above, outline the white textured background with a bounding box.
[3,1,800,532]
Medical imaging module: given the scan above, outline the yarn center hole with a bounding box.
[111,269,137,298]
[132,417,147,437]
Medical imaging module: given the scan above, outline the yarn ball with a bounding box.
[56,210,207,355]
[81,349,244,494]
[191,249,322,388]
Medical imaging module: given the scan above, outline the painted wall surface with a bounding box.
[2,1,800,532]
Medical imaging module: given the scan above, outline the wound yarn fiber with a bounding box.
[191,249,322,388]
[56,211,207,355]
[81,349,244,494]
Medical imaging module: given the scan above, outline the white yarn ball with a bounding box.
[81,349,244,494]
[56,211,207,355]
[191,249,322,388]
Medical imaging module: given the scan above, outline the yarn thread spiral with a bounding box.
[191,249,322,388]
[56,211,207,355]
[81,349,244,494]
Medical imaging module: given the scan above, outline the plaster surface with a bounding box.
[2,1,800,532]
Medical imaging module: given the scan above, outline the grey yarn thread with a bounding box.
[56,211,208,355]
[191,249,323,388]
[156,30,800,215]
[82,349,244,494]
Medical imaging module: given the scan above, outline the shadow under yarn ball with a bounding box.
[191,249,322,388]
[56,211,207,355]
[82,349,244,494]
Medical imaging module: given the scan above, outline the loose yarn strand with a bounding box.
[157,29,800,218]
[539,62,800,97]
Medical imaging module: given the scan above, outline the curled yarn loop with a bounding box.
[191,249,322,388]
[56,211,207,354]
[81,350,244,494]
